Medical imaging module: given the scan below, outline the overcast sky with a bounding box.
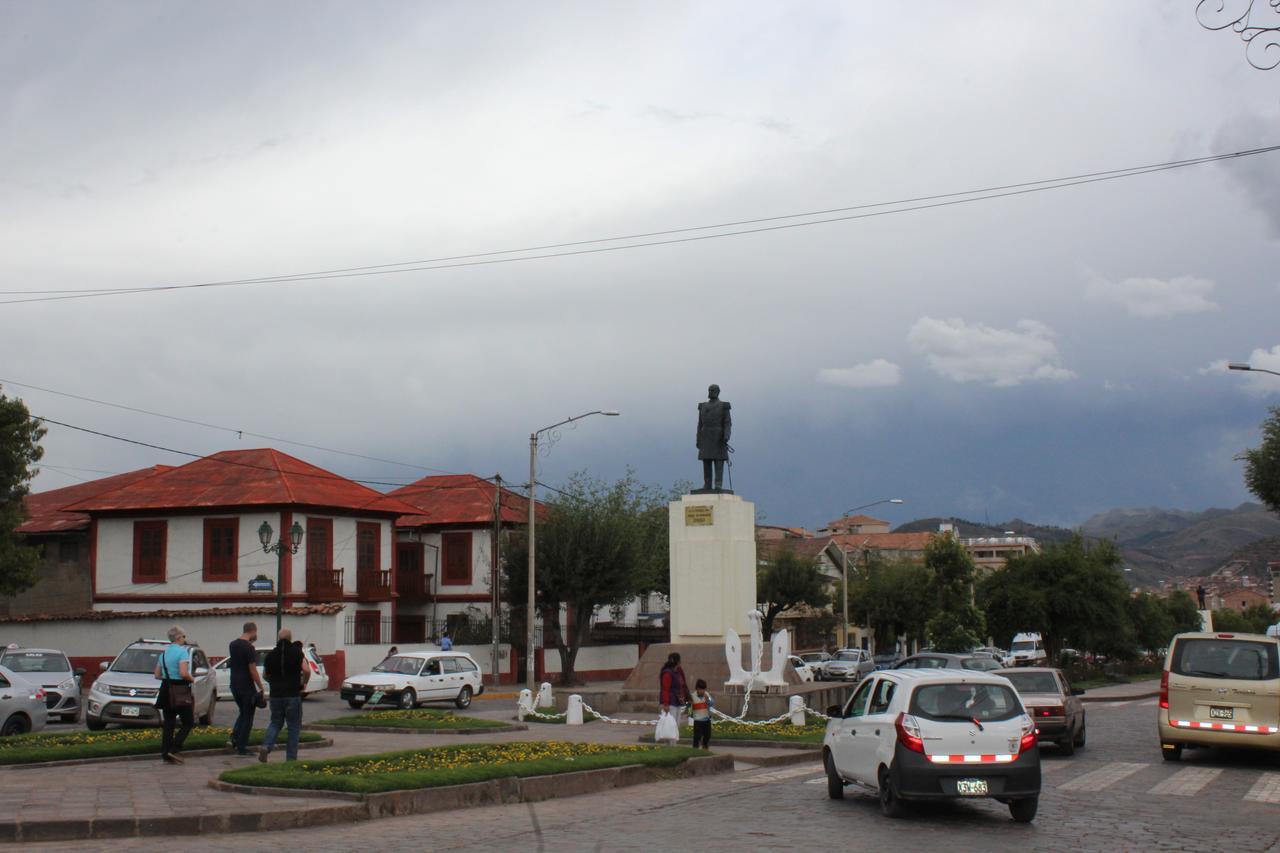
[3,2,1280,530]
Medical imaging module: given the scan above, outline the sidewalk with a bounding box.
[0,706,784,842]
[1079,679,1159,702]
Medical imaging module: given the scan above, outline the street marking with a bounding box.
[804,777,829,785]
[1148,767,1222,796]
[1057,762,1148,792]
[1244,773,1280,805]
[737,765,825,784]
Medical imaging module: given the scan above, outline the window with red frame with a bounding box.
[133,521,167,583]
[307,518,333,574]
[441,531,472,585]
[202,518,239,581]
[356,522,380,574]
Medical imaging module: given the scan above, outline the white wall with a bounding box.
[542,644,638,674]
[399,528,495,598]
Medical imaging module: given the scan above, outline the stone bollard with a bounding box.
[789,695,806,727]
[517,688,534,721]
[566,694,584,725]
[538,681,555,708]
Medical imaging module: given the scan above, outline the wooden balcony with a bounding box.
[395,571,434,602]
[306,568,344,601]
[356,568,392,601]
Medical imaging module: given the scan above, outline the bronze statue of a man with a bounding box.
[696,384,732,491]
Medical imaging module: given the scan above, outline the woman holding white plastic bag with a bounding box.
[656,653,690,742]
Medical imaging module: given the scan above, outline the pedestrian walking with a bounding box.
[689,679,714,749]
[154,625,195,764]
[440,631,453,651]
[659,653,690,721]
[228,621,265,756]
[259,629,310,763]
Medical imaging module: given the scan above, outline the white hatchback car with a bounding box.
[213,644,330,699]
[340,651,484,710]
[823,669,1041,822]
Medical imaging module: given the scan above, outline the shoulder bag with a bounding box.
[162,651,195,711]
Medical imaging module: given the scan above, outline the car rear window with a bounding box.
[960,658,1001,671]
[910,682,1023,722]
[1003,671,1059,694]
[1171,638,1279,681]
[0,652,70,673]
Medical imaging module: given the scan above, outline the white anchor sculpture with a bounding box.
[724,611,790,688]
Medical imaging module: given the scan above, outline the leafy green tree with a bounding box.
[1241,603,1279,634]
[1126,592,1175,654]
[1210,608,1252,633]
[1,390,45,596]
[848,557,935,652]
[757,544,830,640]
[502,471,670,684]
[924,534,985,652]
[1164,590,1203,634]
[1241,406,1280,514]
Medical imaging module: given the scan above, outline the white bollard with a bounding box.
[789,695,806,727]
[566,694,584,725]
[538,681,555,709]
[517,688,534,721]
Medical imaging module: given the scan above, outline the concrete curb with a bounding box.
[4,737,334,771]
[309,723,526,735]
[1080,689,1158,703]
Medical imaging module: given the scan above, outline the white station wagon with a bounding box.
[823,669,1042,822]
[341,651,484,710]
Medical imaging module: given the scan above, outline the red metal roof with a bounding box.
[62,449,423,517]
[830,531,935,552]
[18,466,173,535]
[390,474,543,527]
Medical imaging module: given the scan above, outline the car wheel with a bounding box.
[199,695,217,726]
[399,688,416,710]
[1161,743,1183,762]
[878,768,907,818]
[347,699,364,710]
[1,714,31,737]
[823,750,844,800]
[1008,797,1038,823]
[1057,735,1075,757]
[86,718,106,731]
[1073,719,1086,748]
[455,686,473,710]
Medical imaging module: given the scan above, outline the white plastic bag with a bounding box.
[655,709,679,744]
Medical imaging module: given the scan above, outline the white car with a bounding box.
[822,649,876,682]
[213,644,329,699]
[0,647,85,723]
[341,651,484,710]
[0,665,49,736]
[788,655,816,682]
[822,669,1041,822]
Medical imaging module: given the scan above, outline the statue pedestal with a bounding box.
[668,492,756,644]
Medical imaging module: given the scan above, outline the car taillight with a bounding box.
[895,712,925,754]
[1035,706,1065,717]
[1159,670,1169,710]
[1018,715,1037,754]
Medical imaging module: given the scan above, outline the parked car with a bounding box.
[796,651,832,680]
[1158,630,1280,761]
[0,665,48,736]
[86,638,218,730]
[1010,633,1047,666]
[0,647,84,723]
[341,651,484,710]
[873,651,902,671]
[822,669,1041,822]
[894,653,1002,672]
[995,667,1086,755]
[213,643,329,699]
[788,655,816,682]
[823,649,876,682]
[974,647,1015,668]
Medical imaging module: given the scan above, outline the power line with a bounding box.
[4,144,1277,307]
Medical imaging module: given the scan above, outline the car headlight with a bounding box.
[341,680,351,689]
[59,678,76,692]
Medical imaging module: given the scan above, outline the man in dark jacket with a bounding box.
[258,629,310,762]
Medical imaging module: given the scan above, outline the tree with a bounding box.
[1164,590,1203,634]
[924,534,985,652]
[1241,603,1279,634]
[1211,608,1252,633]
[1241,406,1280,514]
[1126,592,1175,654]
[847,557,935,653]
[0,390,45,596]
[501,472,670,685]
[757,544,830,640]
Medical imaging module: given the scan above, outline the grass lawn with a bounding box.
[220,741,703,794]
[0,726,323,765]
[313,709,510,730]
[679,716,826,744]
[1073,671,1161,691]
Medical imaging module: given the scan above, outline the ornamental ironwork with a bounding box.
[1198,0,1280,69]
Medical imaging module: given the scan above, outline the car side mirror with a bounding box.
[1071,688,1085,696]
[99,661,109,672]
[74,668,86,677]
[826,704,843,719]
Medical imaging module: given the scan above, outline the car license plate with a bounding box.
[1209,706,1234,720]
[955,779,988,796]
[120,705,141,717]
[368,691,383,705]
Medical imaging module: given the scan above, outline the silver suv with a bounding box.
[87,638,217,730]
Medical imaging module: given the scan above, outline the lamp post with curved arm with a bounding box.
[259,520,304,637]
[838,499,904,649]
[526,410,620,689]
[1228,362,1280,378]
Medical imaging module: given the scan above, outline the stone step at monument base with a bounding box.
[621,641,803,697]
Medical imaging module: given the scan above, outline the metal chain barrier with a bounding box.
[579,700,658,726]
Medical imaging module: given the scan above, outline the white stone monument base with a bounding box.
[668,492,756,644]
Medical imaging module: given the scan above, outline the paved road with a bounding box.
[25,696,1280,852]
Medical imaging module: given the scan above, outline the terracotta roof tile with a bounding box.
[18,466,172,535]
[0,603,345,623]
[390,474,544,527]
[831,531,935,551]
[62,449,422,517]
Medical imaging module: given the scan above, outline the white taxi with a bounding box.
[341,651,484,710]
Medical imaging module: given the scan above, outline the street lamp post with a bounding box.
[838,499,904,649]
[1229,362,1280,378]
[526,410,619,690]
[259,520,304,637]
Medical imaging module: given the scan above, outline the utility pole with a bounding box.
[527,434,538,691]
[491,474,502,689]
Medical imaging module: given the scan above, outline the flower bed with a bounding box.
[220,741,702,794]
[0,726,324,765]
[679,716,826,744]
[313,709,511,731]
